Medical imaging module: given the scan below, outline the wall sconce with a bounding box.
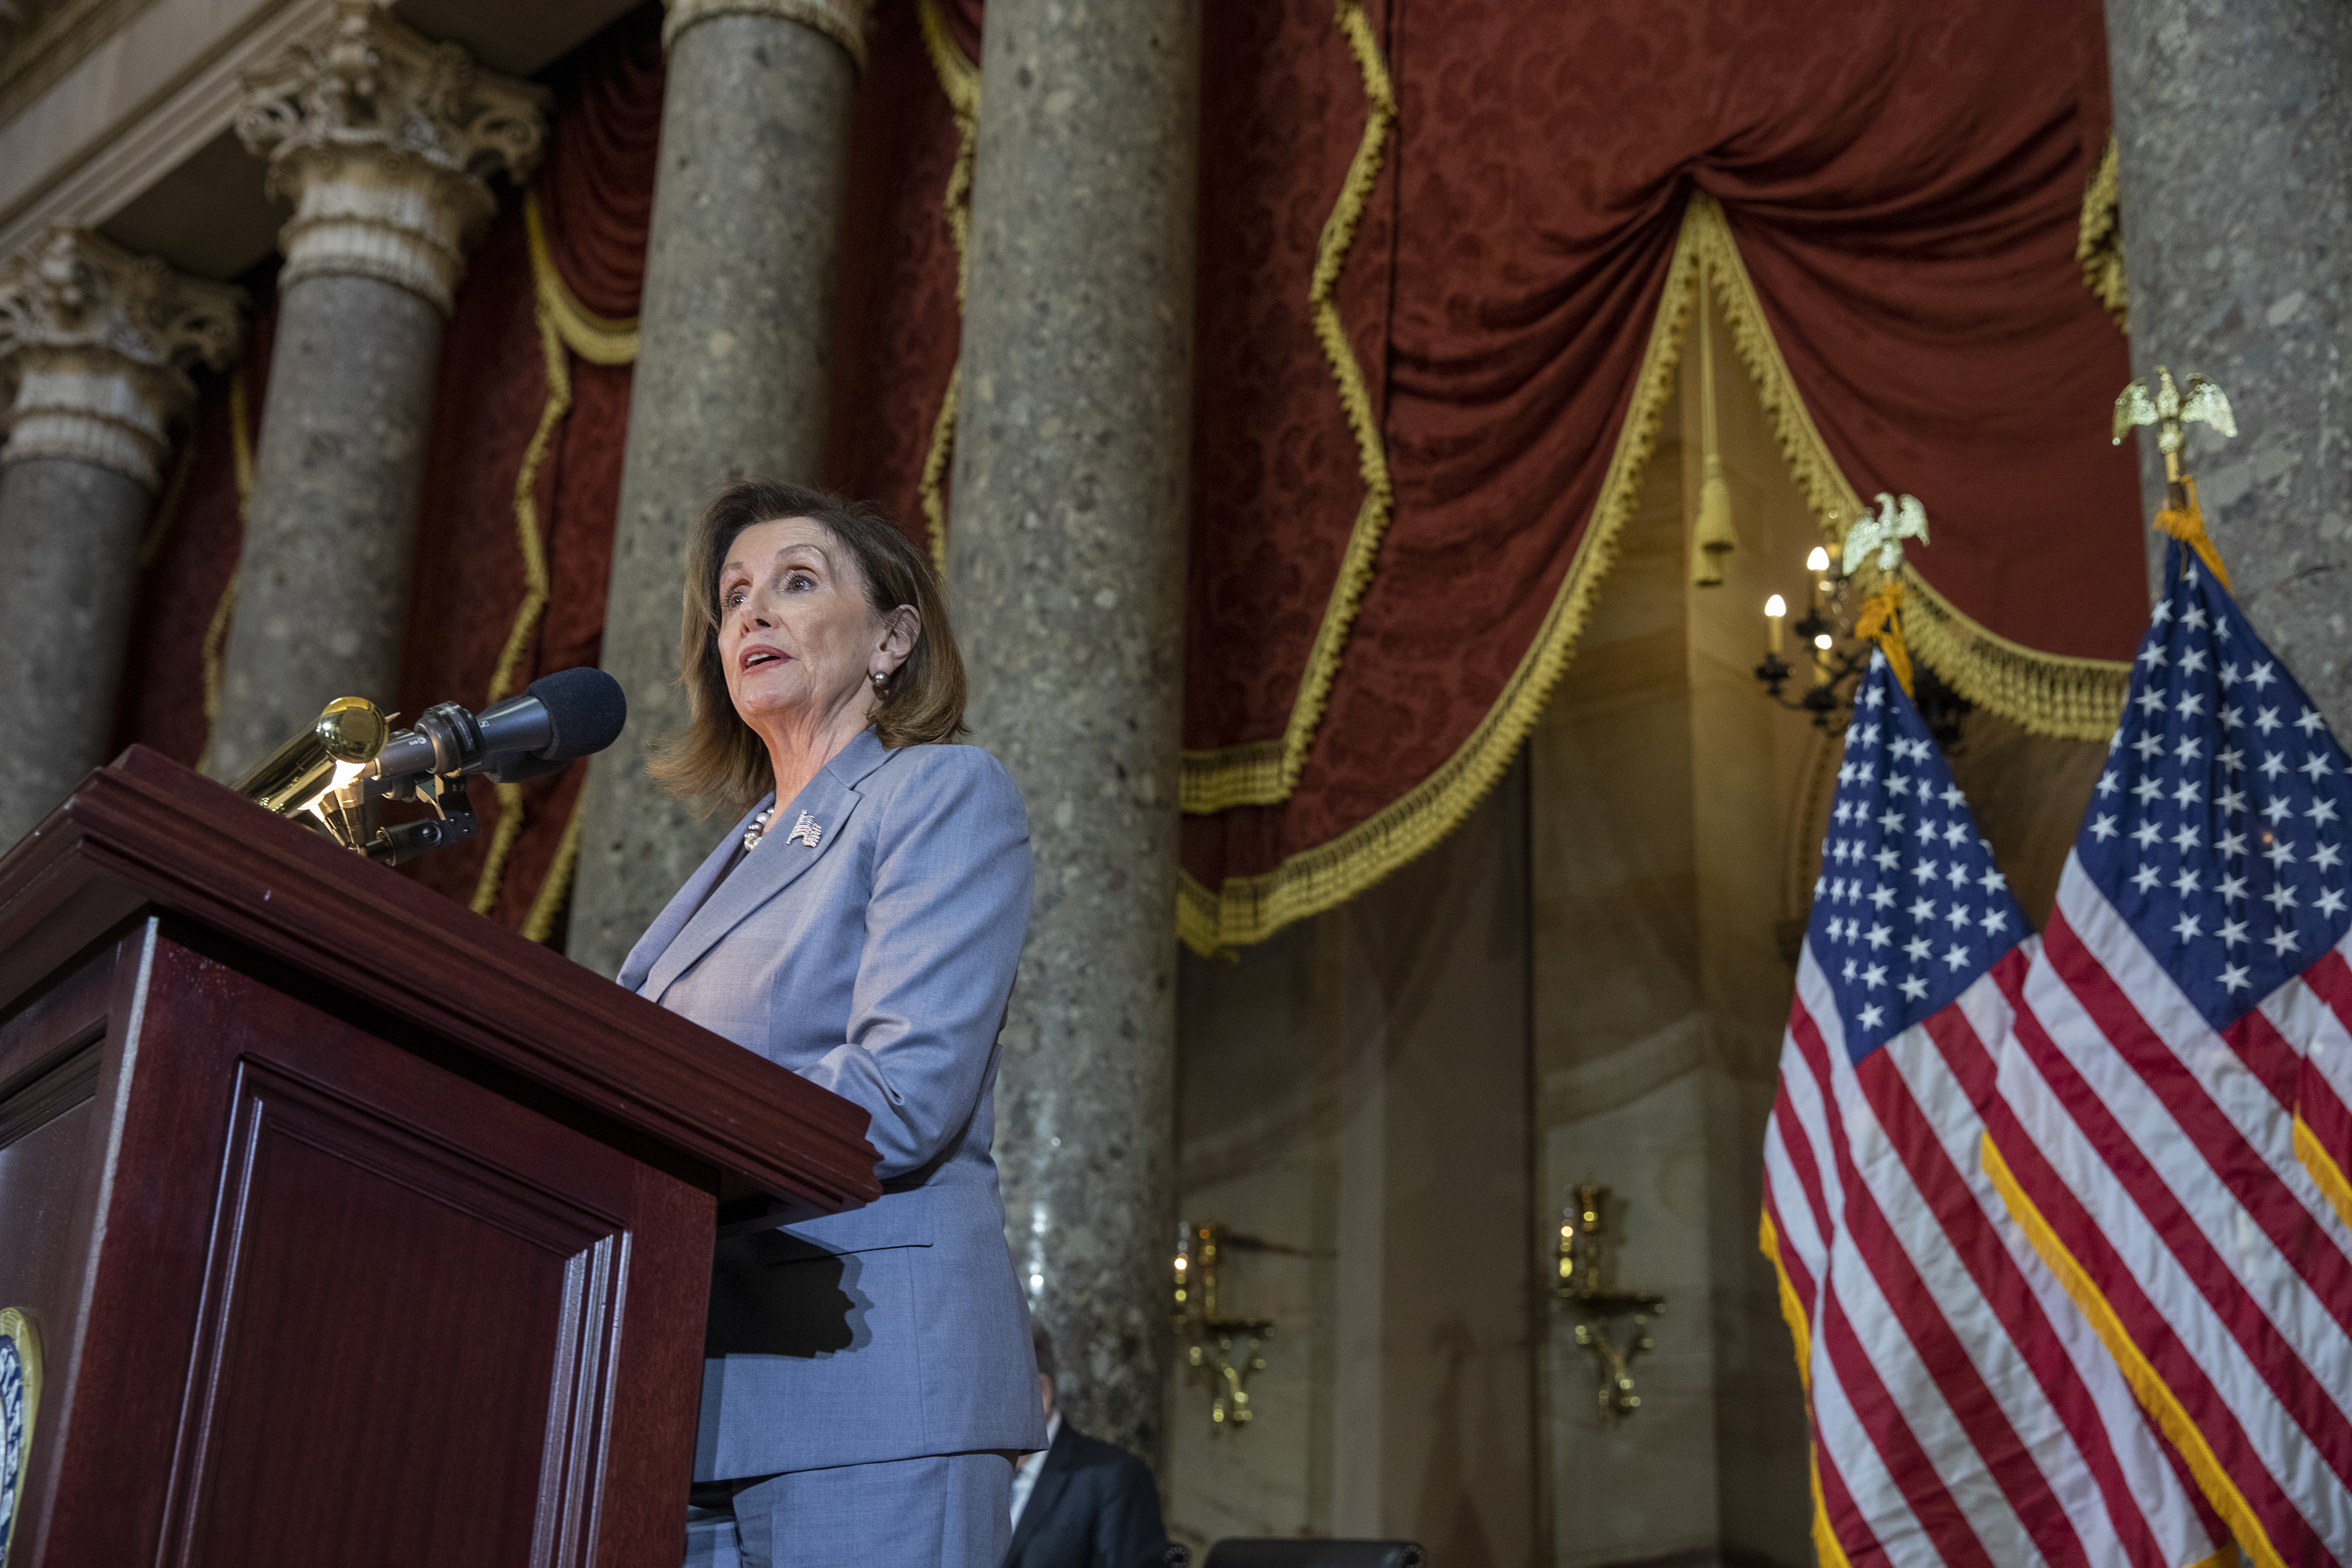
[1173,1221,1273,1434]
[1553,1182,1666,1422]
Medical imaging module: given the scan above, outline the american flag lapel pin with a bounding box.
[788,811,822,849]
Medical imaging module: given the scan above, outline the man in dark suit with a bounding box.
[1004,1327,1174,1568]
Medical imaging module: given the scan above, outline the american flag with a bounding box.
[1984,546,2352,1568]
[1764,650,2221,1567]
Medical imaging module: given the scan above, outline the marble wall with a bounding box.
[1167,769,1535,1564]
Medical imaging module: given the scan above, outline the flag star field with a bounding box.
[1811,652,2028,1060]
[2075,557,2352,1029]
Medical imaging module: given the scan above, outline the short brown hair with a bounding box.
[648,481,967,812]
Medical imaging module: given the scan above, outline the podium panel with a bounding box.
[0,750,883,1567]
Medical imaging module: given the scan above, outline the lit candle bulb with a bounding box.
[1764,594,1786,655]
[1813,631,1833,685]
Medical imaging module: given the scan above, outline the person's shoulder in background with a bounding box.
[1020,1420,1171,1568]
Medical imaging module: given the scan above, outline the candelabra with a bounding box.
[1749,518,1968,747]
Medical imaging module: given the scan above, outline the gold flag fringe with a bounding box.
[1180,0,1400,814]
[1982,1133,2282,1568]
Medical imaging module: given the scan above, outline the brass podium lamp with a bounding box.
[228,695,391,847]
[1553,1182,1666,1422]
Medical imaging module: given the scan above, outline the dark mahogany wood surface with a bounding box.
[0,747,880,1219]
[8,925,715,1568]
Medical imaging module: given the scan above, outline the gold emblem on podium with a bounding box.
[0,1308,42,1567]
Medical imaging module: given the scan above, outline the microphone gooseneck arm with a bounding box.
[302,668,628,868]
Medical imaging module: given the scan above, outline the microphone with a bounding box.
[369,667,627,788]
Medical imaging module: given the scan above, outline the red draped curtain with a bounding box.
[118,0,2140,958]
[1173,0,2137,950]
[115,305,275,768]
[392,7,663,936]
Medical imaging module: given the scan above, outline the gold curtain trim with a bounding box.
[197,370,256,775]
[135,433,198,569]
[523,802,587,943]
[468,274,574,918]
[1176,209,1703,954]
[1687,191,2130,740]
[2078,132,2128,333]
[1179,0,1398,815]
[524,189,640,366]
[1980,1132,2284,1568]
[916,0,979,576]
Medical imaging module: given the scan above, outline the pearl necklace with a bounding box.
[743,806,776,851]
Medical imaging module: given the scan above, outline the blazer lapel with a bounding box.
[642,731,895,1005]
[1007,1423,1078,1564]
[615,799,764,993]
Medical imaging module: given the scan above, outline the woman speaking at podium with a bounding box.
[612,482,1046,1568]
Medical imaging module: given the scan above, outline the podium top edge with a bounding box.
[0,746,882,1215]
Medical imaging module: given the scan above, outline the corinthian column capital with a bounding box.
[663,0,875,69]
[237,0,551,314]
[0,226,247,489]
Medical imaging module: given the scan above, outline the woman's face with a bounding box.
[716,517,900,738]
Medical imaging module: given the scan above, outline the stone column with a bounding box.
[947,0,1200,1462]
[2106,0,2352,728]
[567,0,869,976]
[0,227,243,843]
[209,1,548,777]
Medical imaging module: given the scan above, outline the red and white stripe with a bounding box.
[1766,937,2222,1568]
[1986,859,2352,1568]
[2284,947,2352,1232]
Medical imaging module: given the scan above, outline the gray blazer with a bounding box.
[617,728,1048,1478]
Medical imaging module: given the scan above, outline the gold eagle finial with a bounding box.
[1841,492,1929,577]
[2113,365,2234,481]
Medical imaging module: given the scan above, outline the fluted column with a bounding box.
[568,0,869,975]
[209,1,547,777]
[2106,0,2352,728]
[948,0,1199,1462]
[0,227,243,843]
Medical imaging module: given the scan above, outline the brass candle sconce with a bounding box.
[1173,1221,1273,1434]
[1553,1182,1666,1422]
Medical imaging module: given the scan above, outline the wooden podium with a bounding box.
[0,747,881,1567]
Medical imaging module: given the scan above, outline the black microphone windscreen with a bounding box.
[526,667,627,761]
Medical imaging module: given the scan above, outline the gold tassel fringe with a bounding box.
[1178,0,1399,814]
[2078,132,2129,333]
[197,371,257,776]
[1686,192,2131,740]
[1177,209,1703,953]
[916,0,980,576]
